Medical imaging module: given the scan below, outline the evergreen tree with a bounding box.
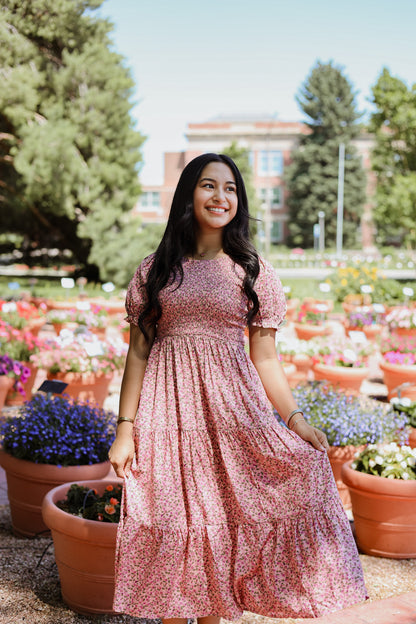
[0,0,146,283]
[285,61,366,248]
[370,68,416,247]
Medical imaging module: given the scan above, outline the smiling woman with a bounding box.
[192,161,238,248]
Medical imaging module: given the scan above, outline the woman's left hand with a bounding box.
[291,420,329,452]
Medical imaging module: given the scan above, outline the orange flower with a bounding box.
[105,485,114,492]
[104,504,116,515]
[110,497,119,505]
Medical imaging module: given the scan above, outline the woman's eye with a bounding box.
[202,183,214,189]
[227,186,236,192]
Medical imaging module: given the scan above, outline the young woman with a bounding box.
[109,153,367,624]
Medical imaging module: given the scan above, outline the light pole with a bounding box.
[318,210,325,252]
[336,143,345,258]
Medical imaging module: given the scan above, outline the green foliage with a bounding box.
[370,68,416,247]
[352,443,416,480]
[285,61,366,248]
[0,0,144,280]
[57,482,122,523]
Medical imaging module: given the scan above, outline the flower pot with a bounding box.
[0,449,111,537]
[281,362,297,387]
[303,298,333,313]
[90,326,107,339]
[393,327,416,339]
[407,427,416,448]
[292,353,314,375]
[5,363,39,406]
[312,363,369,393]
[0,376,14,412]
[347,324,383,341]
[293,323,332,341]
[327,445,365,510]
[285,298,299,322]
[47,371,113,407]
[379,360,416,401]
[42,479,121,614]
[341,460,416,558]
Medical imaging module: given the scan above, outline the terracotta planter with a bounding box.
[47,371,113,407]
[292,353,314,375]
[303,298,333,313]
[90,326,107,339]
[341,460,416,558]
[0,376,14,412]
[312,362,369,393]
[5,363,39,406]
[407,427,416,449]
[347,324,383,341]
[379,359,416,401]
[393,327,416,339]
[121,329,130,344]
[42,479,121,614]
[27,317,46,336]
[282,362,297,387]
[293,323,332,341]
[327,445,365,510]
[0,449,110,537]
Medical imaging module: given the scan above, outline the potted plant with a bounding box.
[345,307,386,340]
[390,397,416,448]
[0,393,116,536]
[0,299,45,335]
[386,306,416,339]
[379,335,416,401]
[30,333,126,407]
[0,354,30,410]
[0,319,49,404]
[289,382,407,509]
[341,443,416,558]
[42,480,122,614]
[311,339,372,392]
[293,303,333,340]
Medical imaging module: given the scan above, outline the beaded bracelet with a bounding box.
[286,409,304,428]
[117,416,135,425]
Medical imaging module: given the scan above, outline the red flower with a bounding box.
[104,504,116,515]
[110,497,119,505]
[105,485,114,492]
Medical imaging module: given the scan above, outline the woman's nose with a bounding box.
[213,187,225,202]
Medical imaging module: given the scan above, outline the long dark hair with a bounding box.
[138,153,260,339]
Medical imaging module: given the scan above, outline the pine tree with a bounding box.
[0,0,145,283]
[370,68,416,247]
[285,61,366,248]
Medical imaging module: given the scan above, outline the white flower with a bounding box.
[396,453,404,462]
[369,459,376,468]
[403,473,410,480]
[375,455,384,465]
[400,460,408,469]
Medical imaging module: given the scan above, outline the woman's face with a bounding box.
[192,161,238,234]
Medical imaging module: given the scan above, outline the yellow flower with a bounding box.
[341,279,348,286]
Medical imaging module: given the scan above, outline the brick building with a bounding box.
[134,116,375,248]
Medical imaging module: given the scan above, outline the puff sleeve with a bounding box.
[251,258,287,330]
[125,254,154,326]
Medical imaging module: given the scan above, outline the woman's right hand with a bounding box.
[108,428,135,479]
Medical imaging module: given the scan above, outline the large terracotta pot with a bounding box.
[47,371,113,407]
[5,363,39,406]
[393,327,416,339]
[293,323,332,341]
[281,362,297,387]
[0,376,14,412]
[327,445,365,510]
[42,479,121,614]
[341,460,416,558]
[27,317,46,336]
[347,324,383,341]
[0,449,110,537]
[379,360,416,401]
[312,363,369,393]
[285,298,299,322]
[302,298,334,313]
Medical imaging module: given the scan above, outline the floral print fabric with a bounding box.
[114,255,367,620]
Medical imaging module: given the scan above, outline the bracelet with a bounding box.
[286,409,304,428]
[290,416,306,430]
[117,416,135,425]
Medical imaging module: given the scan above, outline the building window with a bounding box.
[139,191,160,211]
[258,186,282,207]
[258,150,283,176]
[271,220,283,243]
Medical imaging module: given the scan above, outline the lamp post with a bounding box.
[336,143,345,258]
[318,211,325,252]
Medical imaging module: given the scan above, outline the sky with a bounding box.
[97,0,416,184]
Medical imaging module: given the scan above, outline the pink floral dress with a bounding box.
[113,254,367,621]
